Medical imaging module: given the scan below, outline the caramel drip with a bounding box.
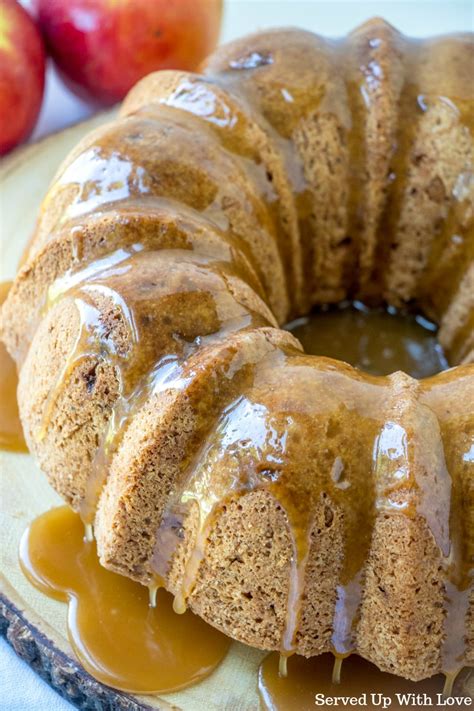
[421,367,474,675]
[331,652,348,684]
[374,374,451,554]
[35,248,274,524]
[148,582,159,608]
[443,670,463,699]
[331,573,364,656]
[366,368,472,676]
[0,281,27,452]
[443,583,471,675]
[19,506,230,693]
[150,318,471,675]
[278,654,288,678]
[152,345,384,657]
[258,653,473,710]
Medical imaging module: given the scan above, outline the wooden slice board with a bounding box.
[0,114,264,711]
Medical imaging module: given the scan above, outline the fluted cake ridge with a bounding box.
[1,18,473,682]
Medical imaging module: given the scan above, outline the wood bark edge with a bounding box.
[0,591,162,711]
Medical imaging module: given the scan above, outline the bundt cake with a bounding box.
[1,18,473,683]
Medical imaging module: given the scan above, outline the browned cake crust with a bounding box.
[1,18,473,682]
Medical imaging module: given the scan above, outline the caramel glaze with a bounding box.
[1,18,472,694]
[38,246,275,524]
[203,26,474,314]
[286,301,449,378]
[0,282,27,452]
[259,653,474,711]
[151,349,472,676]
[19,505,231,693]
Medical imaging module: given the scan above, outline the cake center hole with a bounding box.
[285,301,449,378]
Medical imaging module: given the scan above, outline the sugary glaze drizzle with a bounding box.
[1,19,473,689]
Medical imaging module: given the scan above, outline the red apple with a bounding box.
[0,0,45,155]
[34,0,222,106]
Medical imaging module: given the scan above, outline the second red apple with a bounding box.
[34,0,223,106]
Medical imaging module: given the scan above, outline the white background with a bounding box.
[2,1,473,709]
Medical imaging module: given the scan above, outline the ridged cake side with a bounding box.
[1,19,473,682]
